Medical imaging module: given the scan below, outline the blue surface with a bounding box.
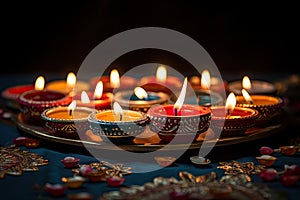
[0,74,300,200]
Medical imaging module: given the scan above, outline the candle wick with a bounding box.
[197,96,201,105]
[175,108,178,116]
[249,100,253,105]
[226,109,231,117]
[69,109,73,117]
[119,114,123,121]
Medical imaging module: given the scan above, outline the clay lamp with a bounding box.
[113,86,170,113]
[256,155,277,166]
[61,176,86,189]
[74,81,113,110]
[89,69,137,93]
[44,183,67,197]
[17,76,72,125]
[41,101,95,139]
[235,89,284,125]
[147,78,211,143]
[228,75,277,95]
[138,65,183,100]
[106,176,126,187]
[61,156,80,168]
[88,102,148,144]
[211,92,259,137]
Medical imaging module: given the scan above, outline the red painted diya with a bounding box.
[17,90,72,125]
[89,75,137,93]
[147,104,211,143]
[139,76,183,96]
[73,91,113,110]
[211,106,259,137]
[61,156,80,168]
[41,106,95,139]
[1,84,34,110]
[236,95,284,125]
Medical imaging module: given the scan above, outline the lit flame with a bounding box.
[113,102,123,121]
[242,76,251,90]
[110,69,120,88]
[80,91,90,103]
[242,89,253,104]
[156,65,167,83]
[34,76,45,90]
[94,81,103,99]
[134,87,148,99]
[201,69,211,89]
[66,72,76,90]
[225,92,236,116]
[174,77,188,111]
[68,100,77,116]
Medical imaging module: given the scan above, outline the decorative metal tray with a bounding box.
[13,113,287,152]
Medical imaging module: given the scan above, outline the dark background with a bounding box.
[1,1,299,78]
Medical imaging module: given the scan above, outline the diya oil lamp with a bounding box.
[89,69,137,93]
[1,82,35,110]
[17,76,73,125]
[278,145,299,156]
[46,72,90,96]
[235,89,284,125]
[258,168,278,181]
[106,176,126,187]
[44,183,67,197]
[24,138,40,148]
[186,72,224,107]
[61,176,86,189]
[189,69,227,94]
[211,92,259,137]
[74,81,113,110]
[61,156,80,168]
[113,86,170,113]
[88,102,148,144]
[190,156,211,167]
[227,75,277,95]
[41,101,95,138]
[67,192,93,200]
[138,65,183,98]
[154,156,176,167]
[256,155,277,167]
[147,78,211,143]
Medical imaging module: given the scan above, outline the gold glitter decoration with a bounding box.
[217,160,265,175]
[0,145,48,178]
[72,160,132,178]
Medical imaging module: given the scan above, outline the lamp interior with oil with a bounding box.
[46,72,90,95]
[211,92,259,136]
[235,89,284,124]
[94,102,144,122]
[113,86,169,113]
[41,100,95,137]
[44,101,92,120]
[74,81,112,110]
[228,75,277,95]
[139,65,183,97]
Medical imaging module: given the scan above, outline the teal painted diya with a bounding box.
[113,87,170,113]
[88,102,148,144]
